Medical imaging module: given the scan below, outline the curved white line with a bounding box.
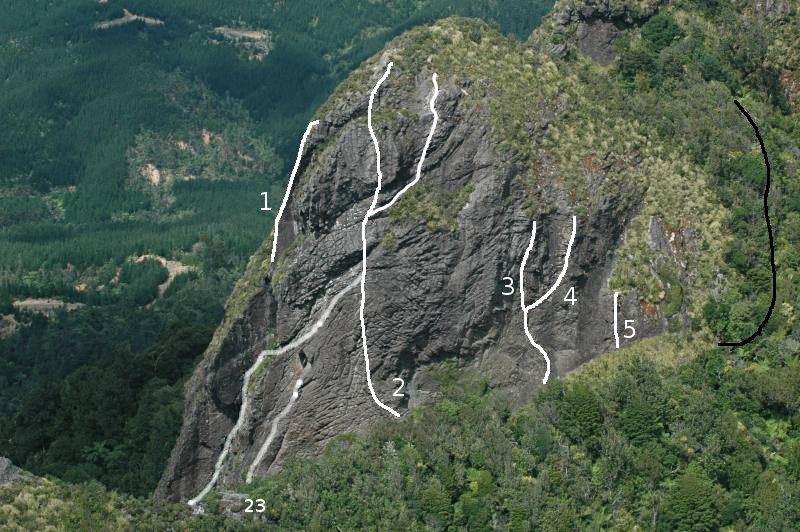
[360,62,400,418]
[373,73,439,215]
[188,277,359,507]
[520,221,551,383]
[271,120,320,263]
[360,65,440,418]
[519,216,578,384]
[526,216,577,311]
[523,316,551,384]
[519,221,538,309]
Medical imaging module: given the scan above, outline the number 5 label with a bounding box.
[623,320,636,339]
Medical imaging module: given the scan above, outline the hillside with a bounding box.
[0,0,553,499]
[2,0,799,529]
[155,0,800,529]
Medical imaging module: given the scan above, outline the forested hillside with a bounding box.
[0,0,554,499]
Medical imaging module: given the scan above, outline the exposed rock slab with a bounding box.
[158,25,679,503]
[0,457,31,486]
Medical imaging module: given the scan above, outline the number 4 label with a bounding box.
[564,286,577,305]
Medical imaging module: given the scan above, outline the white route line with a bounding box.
[519,216,577,384]
[360,62,439,418]
[613,291,620,349]
[246,367,309,483]
[373,73,439,215]
[271,120,320,263]
[188,277,360,508]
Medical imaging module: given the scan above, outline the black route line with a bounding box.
[717,100,776,347]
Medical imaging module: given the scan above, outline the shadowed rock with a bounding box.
[0,457,31,486]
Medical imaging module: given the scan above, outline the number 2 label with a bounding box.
[392,378,405,397]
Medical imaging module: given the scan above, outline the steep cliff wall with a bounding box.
[157,13,728,502]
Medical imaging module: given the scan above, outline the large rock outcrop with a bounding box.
[0,457,31,486]
[158,15,726,502]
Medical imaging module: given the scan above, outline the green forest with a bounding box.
[1,0,799,529]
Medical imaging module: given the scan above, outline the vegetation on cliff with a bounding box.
[3,331,798,529]
[229,0,800,526]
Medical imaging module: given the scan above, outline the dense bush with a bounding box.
[641,13,683,51]
[118,259,169,306]
[1,321,214,496]
[230,342,799,529]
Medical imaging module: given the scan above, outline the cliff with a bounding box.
[157,5,740,502]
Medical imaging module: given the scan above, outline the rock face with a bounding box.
[157,16,712,503]
[576,20,622,65]
[544,0,664,62]
[0,457,30,486]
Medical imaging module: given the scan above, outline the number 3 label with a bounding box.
[502,277,514,295]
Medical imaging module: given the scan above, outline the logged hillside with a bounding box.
[159,4,799,530]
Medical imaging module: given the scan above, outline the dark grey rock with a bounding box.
[756,0,792,21]
[157,50,676,503]
[0,457,30,486]
[576,20,621,65]
[545,0,666,64]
